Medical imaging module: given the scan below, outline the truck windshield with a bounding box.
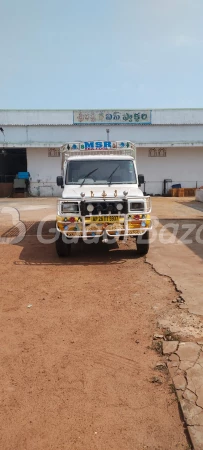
[66,160,136,185]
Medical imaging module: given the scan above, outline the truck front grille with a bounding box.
[84,201,123,216]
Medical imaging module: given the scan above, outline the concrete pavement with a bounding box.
[149,197,203,449]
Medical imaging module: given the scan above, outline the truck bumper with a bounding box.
[56,214,152,240]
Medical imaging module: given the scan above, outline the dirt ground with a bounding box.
[0,222,189,450]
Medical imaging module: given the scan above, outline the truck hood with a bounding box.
[62,185,144,199]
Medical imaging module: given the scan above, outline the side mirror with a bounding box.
[138,174,145,187]
[56,176,64,188]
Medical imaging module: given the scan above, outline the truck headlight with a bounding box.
[87,203,94,212]
[130,202,144,211]
[116,203,123,211]
[61,202,79,213]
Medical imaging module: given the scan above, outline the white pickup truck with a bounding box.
[56,141,151,256]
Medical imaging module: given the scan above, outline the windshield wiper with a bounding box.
[108,165,120,186]
[80,168,98,186]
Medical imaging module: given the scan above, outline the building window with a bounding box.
[48,148,60,157]
[148,148,167,157]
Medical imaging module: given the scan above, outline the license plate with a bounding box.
[90,216,120,222]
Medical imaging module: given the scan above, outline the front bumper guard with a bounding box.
[57,196,152,240]
[56,215,152,240]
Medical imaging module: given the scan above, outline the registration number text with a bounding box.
[90,216,120,222]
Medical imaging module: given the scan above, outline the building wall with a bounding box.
[27,148,62,196]
[151,109,203,125]
[137,147,203,195]
[26,146,203,196]
[1,109,203,197]
[1,108,203,126]
[0,110,73,126]
[2,124,203,147]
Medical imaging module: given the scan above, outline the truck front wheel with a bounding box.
[136,231,149,256]
[55,232,71,257]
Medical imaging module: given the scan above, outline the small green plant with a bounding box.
[163,329,180,342]
[169,383,176,394]
[152,341,163,354]
[154,363,168,373]
[150,376,162,385]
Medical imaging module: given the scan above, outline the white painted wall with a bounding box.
[27,148,62,196]
[1,109,203,126]
[27,146,203,196]
[2,124,203,148]
[1,110,203,197]
[152,109,203,125]
[137,147,203,195]
[0,110,73,125]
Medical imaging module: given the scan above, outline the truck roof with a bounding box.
[61,141,136,164]
[67,155,134,161]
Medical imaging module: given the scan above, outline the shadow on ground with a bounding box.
[177,199,203,213]
[159,218,203,260]
[1,221,141,266]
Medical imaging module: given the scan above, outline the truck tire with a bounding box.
[136,231,149,256]
[55,232,71,257]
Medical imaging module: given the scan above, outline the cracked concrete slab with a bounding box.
[167,342,203,449]
[188,426,203,450]
[148,199,203,447]
[173,373,187,390]
[196,387,203,409]
[183,389,197,403]
[168,353,180,362]
[177,342,201,362]
[147,233,203,318]
[187,365,203,395]
[162,341,179,354]
[147,199,203,336]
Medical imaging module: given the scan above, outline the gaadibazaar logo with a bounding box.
[1,208,203,245]
[0,207,26,244]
